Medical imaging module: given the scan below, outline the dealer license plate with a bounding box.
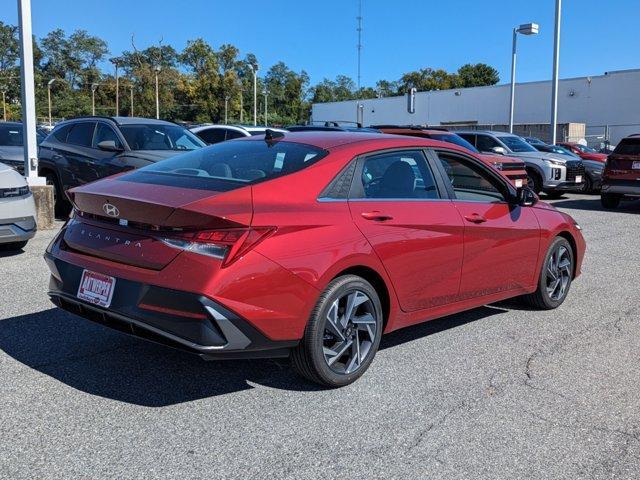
[77,270,115,308]
[575,175,582,183]
[632,161,640,170]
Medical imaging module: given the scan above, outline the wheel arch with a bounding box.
[557,230,578,278]
[331,265,392,329]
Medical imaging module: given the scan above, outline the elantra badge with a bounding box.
[103,202,120,218]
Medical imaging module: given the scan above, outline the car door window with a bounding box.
[438,153,507,203]
[197,128,227,144]
[0,125,23,146]
[475,134,501,152]
[225,129,246,140]
[360,150,439,199]
[92,123,123,149]
[66,122,96,147]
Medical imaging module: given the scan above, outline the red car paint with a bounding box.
[46,132,585,350]
[557,142,608,163]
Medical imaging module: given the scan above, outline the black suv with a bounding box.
[38,116,205,210]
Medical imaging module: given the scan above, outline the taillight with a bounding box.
[159,227,275,266]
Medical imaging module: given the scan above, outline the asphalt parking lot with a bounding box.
[1,193,639,479]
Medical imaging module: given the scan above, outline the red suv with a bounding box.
[557,142,608,163]
[601,134,640,208]
[45,131,585,387]
[374,125,528,187]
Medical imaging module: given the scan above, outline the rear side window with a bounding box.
[52,124,71,142]
[196,128,227,145]
[226,129,246,140]
[613,138,640,156]
[133,140,328,190]
[359,150,439,199]
[0,125,23,146]
[66,122,96,147]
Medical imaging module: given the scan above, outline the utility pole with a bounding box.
[91,83,98,115]
[262,88,268,126]
[110,57,120,116]
[550,0,562,144]
[356,0,363,92]
[47,78,55,125]
[17,0,43,185]
[1,89,6,121]
[154,66,161,119]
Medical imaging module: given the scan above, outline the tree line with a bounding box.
[0,22,500,126]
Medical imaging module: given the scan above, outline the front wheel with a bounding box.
[526,170,542,194]
[291,275,383,387]
[521,237,574,310]
[601,193,621,209]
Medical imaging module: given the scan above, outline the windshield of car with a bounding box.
[429,133,479,153]
[575,144,598,154]
[536,144,579,157]
[613,138,640,156]
[499,135,538,153]
[132,140,328,191]
[119,124,205,151]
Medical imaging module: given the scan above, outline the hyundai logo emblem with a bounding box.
[102,203,120,218]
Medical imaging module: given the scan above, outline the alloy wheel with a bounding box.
[545,245,572,301]
[322,290,378,375]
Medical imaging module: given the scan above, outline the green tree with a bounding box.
[457,63,500,87]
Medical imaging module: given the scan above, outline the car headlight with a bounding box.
[545,158,565,166]
[0,185,30,198]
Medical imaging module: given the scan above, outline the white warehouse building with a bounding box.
[311,68,640,145]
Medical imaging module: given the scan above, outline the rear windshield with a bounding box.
[613,138,640,156]
[429,133,479,153]
[135,139,328,189]
[120,124,205,151]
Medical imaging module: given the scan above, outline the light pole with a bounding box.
[91,83,98,115]
[248,63,258,126]
[1,89,6,121]
[47,78,56,126]
[550,0,562,144]
[262,88,268,126]
[239,89,243,123]
[110,57,120,116]
[224,95,229,124]
[154,65,161,119]
[129,84,134,116]
[509,22,539,133]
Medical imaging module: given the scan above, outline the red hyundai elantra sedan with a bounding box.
[45,131,585,387]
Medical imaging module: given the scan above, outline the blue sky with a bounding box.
[3,0,639,86]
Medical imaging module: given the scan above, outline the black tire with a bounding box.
[601,193,621,209]
[291,275,383,387]
[580,175,593,194]
[544,191,564,199]
[521,237,574,310]
[0,241,28,251]
[44,171,71,217]
[526,169,542,194]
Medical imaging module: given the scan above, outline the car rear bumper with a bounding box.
[601,180,640,196]
[45,253,298,359]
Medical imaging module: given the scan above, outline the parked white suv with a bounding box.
[457,131,585,197]
[0,162,37,250]
[190,124,287,145]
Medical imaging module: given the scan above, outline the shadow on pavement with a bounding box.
[0,304,510,406]
[549,197,640,213]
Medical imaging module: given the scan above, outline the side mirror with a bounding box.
[97,140,123,152]
[514,186,537,206]
[491,146,507,155]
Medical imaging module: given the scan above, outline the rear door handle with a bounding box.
[361,211,393,221]
[464,213,487,224]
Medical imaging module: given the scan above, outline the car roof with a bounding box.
[56,116,178,127]
[241,130,465,151]
[0,121,22,127]
[455,130,519,138]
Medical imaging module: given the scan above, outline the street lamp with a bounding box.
[1,88,6,122]
[509,22,539,133]
[47,78,56,126]
[129,84,134,117]
[224,95,230,124]
[248,63,258,126]
[91,83,98,116]
[550,0,562,144]
[262,88,268,126]
[154,65,161,119]
[239,89,243,123]
[110,57,121,116]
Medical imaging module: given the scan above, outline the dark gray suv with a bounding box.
[38,116,205,210]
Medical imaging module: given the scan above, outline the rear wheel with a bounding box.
[291,275,383,387]
[44,171,71,217]
[522,237,574,310]
[580,175,593,194]
[601,193,621,209]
